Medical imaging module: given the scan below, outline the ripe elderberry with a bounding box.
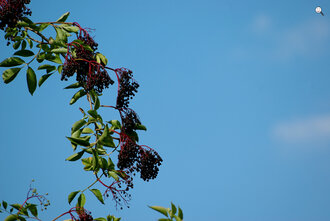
[116,68,139,109]
[121,109,141,133]
[61,28,114,93]
[0,0,31,30]
[137,149,163,182]
[117,135,139,170]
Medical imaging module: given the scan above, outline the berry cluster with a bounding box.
[0,0,31,31]
[137,149,163,181]
[122,109,141,134]
[116,68,139,109]
[61,25,114,93]
[76,209,93,221]
[117,135,139,170]
[117,133,163,182]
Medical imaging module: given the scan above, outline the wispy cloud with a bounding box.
[272,114,330,144]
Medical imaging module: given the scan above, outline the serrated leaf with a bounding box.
[68,191,80,204]
[26,67,37,95]
[57,12,70,22]
[64,82,81,89]
[2,68,21,83]
[38,73,53,87]
[100,135,115,147]
[0,57,25,67]
[90,189,104,204]
[72,119,87,134]
[82,127,94,134]
[70,89,87,105]
[14,50,34,57]
[55,27,68,43]
[66,136,90,147]
[77,193,86,208]
[66,150,84,161]
[149,206,168,217]
[51,48,68,53]
[47,54,63,64]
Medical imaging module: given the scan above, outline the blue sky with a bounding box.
[1,0,330,220]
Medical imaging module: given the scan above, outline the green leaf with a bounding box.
[38,73,53,87]
[88,110,98,119]
[108,157,115,170]
[14,50,34,57]
[90,189,104,204]
[70,89,87,105]
[21,40,27,50]
[94,97,100,110]
[26,67,37,95]
[94,218,107,221]
[0,57,25,67]
[71,129,82,151]
[158,219,171,221]
[82,127,94,134]
[171,203,177,216]
[13,41,21,50]
[27,204,38,217]
[149,206,169,217]
[26,39,33,48]
[173,216,182,221]
[178,207,183,219]
[4,214,19,221]
[2,68,21,83]
[62,25,79,33]
[66,150,85,161]
[46,54,62,64]
[36,53,45,63]
[108,171,119,181]
[98,125,109,142]
[57,12,70,22]
[110,120,121,129]
[55,27,68,43]
[68,191,80,204]
[77,193,86,208]
[72,119,87,134]
[51,48,68,53]
[38,23,49,32]
[2,201,7,209]
[66,136,90,147]
[136,124,147,131]
[64,82,81,89]
[58,65,63,74]
[37,64,56,72]
[100,135,115,147]
[92,149,99,171]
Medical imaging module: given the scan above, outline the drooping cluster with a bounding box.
[116,68,139,109]
[137,148,163,181]
[0,0,31,31]
[117,133,163,182]
[117,135,139,170]
[77,210,93,221]
[61,25,114,93]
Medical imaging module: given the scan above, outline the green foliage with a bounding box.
[149,203,184,221]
